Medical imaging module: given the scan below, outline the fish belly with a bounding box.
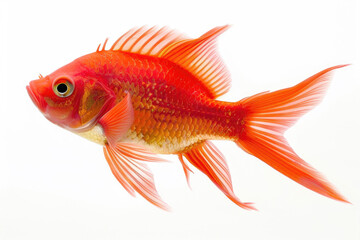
[124,107,232,154]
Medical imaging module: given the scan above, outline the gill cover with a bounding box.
[78,79,115,128]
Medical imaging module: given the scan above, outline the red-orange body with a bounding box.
[77,51,240,153]
[27,26,349,210]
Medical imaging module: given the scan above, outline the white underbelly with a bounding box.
[74,125,227,154]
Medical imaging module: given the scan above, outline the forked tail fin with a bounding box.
[236,65,349,203]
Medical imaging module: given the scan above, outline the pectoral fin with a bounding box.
[98,93,134,146]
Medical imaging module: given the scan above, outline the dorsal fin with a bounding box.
[159,26,231,98]
[110,26,187,56]
[109,26,231,99]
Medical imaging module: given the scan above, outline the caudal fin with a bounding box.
[236,65,349,203]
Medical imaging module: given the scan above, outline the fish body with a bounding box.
[27,26,349,210]
[75,51,238,154]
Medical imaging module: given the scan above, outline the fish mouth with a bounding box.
[26,83,46,112]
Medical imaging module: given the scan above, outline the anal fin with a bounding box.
[178,154,193,188]
[181,141,256,210]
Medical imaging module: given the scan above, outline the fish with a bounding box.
[26,25,349,211]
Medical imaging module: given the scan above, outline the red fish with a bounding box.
[26,26,349,210]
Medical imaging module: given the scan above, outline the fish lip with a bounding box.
[26,84,45,112]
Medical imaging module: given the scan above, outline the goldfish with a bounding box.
[27,25,349,210]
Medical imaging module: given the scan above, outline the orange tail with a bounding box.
[236,65,349,203]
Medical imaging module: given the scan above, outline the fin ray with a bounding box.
[182,141,256,210]
[178,154,193,188]
[98,93,134,146]
[104,143,170,210]
[237,65,349,203]
[110,26,186,56]
[160,26,231,98]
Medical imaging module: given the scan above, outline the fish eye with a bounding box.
[57,83,68,93]
[53,78,74,97]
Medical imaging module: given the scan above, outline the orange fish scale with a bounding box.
[82,51,239,153]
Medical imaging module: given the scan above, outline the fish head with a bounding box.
[27,60,114,132]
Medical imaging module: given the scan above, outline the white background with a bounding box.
[0,0,359,239]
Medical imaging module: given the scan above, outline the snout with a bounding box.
[26,79,48,112]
